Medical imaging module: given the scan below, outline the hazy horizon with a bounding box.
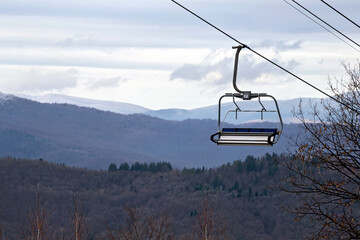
[0,0,358,109]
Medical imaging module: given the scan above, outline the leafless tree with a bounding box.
[21,193,54,240]
[107,206,174,240]
[67,196,87,240]
[280,61,360,239]
[0,225,4,240]
[190,198,227,240]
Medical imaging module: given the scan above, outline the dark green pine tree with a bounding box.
[119,162,130,171]
[108,163,117,172]
[149,162,156,172]
[131,162,142,171]
[248,187,253,198]
[245,155,257,172]
[232,180,239,191]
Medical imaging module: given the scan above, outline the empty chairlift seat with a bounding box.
[211,127,280,146]
[210,45,283,146]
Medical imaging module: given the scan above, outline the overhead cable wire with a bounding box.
[283,0,360,53]
[290,0,360,49]
[170,0,357,112]
[170,0,247,49]
[320,0,360,29]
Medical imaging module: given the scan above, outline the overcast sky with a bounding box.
[0,0,359,109]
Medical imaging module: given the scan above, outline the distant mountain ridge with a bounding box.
[0,93,301,169]
[19,93,150,115]
[17,93,324,123]
[144,98,322,124]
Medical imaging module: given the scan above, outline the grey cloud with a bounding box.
[1,0,358,51]
[232,56,299,83]
[86,77,127,90]
[0,68,78,92]
[171,54,300,85]
[170,56,232,84]
[252,40,303,52]
[57,34,101,48]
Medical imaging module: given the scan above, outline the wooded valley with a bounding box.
[0,154,308,239]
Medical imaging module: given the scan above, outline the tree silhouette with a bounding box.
[107,206,174,240]
[191,198,227,240]
[21,193,54,240]
[108,163,117,172]
[119,162,130,171]
[0,225,3,240]
[67,196,87,240]
[281,62,360,239]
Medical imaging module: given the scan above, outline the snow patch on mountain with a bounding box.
[0,92,15,104]
[18,93,150,114]
[14,93,325,124]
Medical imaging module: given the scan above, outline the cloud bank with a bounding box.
[0,0,358,108]
[170,50,300,86]
[0,68,78,92]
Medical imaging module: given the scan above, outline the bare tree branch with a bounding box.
[280,61,360,239]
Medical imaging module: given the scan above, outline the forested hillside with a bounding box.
[0,95,298,169]
[0,155,308,240]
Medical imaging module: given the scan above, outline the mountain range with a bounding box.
[18,93,150,115]
[21,93,324,123]
[0,92,314,169]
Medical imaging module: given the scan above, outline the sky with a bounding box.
[0,0,359,110]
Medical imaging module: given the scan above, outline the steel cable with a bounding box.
[320,0,360,29]
[170,0,358,112]
[291,0,360,48]
[283,0,360,53]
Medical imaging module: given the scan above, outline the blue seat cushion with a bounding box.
[222,128,277,133]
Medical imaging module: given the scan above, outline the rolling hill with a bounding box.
[19,93,324,123]
[20,93,150,114]
[0,155,308,240]
[0,93,300,169]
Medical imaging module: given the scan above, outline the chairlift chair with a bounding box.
[210,46,283,146]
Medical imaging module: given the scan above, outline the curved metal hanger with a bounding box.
[232,46,260,100]
[232,46,243,94]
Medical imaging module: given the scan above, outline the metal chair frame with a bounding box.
[210,46,283,146]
